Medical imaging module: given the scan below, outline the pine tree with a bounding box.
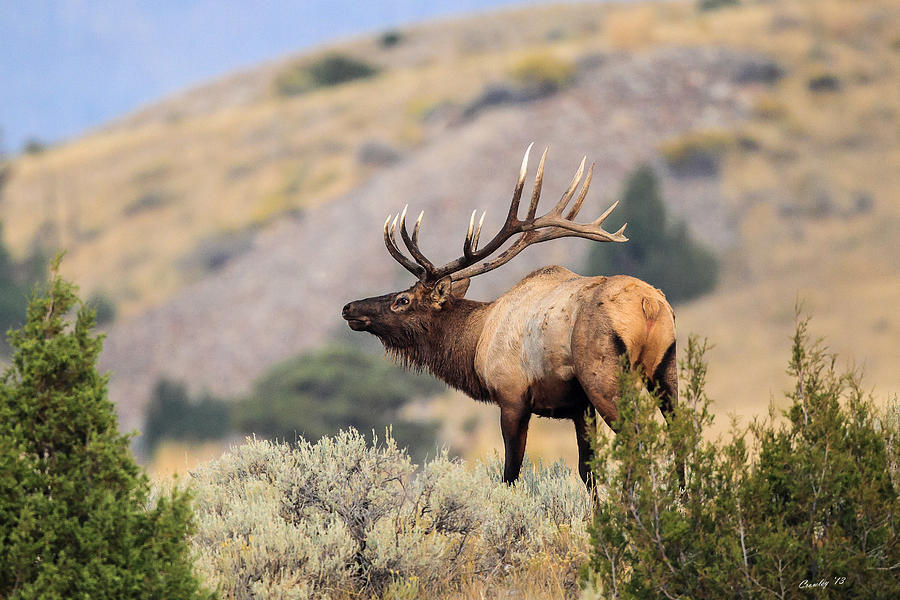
[0,259,213,599]
[585,164,718,305]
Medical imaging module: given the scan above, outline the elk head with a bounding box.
[341,277,470,348]
[341,143,628,352]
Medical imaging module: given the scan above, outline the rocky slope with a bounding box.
[102,46,756,430]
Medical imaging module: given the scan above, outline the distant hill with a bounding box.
[2,0,898,446]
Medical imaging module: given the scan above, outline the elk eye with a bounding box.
[396,296,410,306]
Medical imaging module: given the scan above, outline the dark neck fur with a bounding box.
[388,299,492,401]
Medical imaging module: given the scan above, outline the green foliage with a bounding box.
[698,0,740,11]
[585,164,718,304]
[585,317,900,598]
[175,430,589,599]
[232,344,442,461]
[379,29,404,48]
[275,53,379,97]
[22,138,47,155]
[659,129,732,177]
[0,260,212,599]
[142,379,231,456]
[86,290,117,325]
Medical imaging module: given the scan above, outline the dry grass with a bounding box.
[147,439,231,479]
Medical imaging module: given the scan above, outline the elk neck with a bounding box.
[393,298,492,402]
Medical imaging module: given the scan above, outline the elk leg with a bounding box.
[651,341,678,420]
[499,405,531,484]
[573,406,596,488]
[575,365,621,433]
[571,324,627,432]
[652,340,685,489]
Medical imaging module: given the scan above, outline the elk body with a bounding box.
[342,145,677,485]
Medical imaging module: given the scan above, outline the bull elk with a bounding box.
[342,144,677,485]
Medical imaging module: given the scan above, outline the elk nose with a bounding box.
[341,302,353,319]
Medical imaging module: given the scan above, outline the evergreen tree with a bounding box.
[0,259,213,599]
[232,344,442,461]
[586,164,718,304]
[585,315,900,598]
[142,379,231,456]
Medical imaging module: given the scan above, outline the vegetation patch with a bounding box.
[807,72,842,93]
[275,53,380,97]
[0,263,212,599]
[0,226,45,356]
[85,290,117,325]
[124,189,172,216]
[179,228,256,276]
[170,431,589,599]
[586,164,718,304]
[379,30,404,49]
[231,344,442,461]
[142,379,231,456]
[509,51,576,96]
[659,129,733,178]
[698,0,740,11]
[585,321,900,598]
[462,51,576,120]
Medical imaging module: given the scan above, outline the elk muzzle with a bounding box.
[341,302,371,331]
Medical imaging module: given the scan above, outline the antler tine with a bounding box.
[565,162,594,220]
[399,204,436,273]
[381,146,625,285]
[526,146,548,220]
[507,142,533,221]
[412,210,424,245]
[384,213,425,278]
[554,156,586,216]
[591,200,620,227]
[464,209,478,257]
[472,211,486,252]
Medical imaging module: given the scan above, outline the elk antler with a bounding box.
[383,143,628,283]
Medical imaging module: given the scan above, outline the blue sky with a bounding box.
[0,0,572,153]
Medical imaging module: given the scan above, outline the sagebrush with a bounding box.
[171,431,590,599]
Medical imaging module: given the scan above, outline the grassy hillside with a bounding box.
[2,0,899,472]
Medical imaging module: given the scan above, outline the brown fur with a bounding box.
[343,266,677,485]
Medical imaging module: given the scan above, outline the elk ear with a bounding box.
[451,277,470,299]
[431,276,454,307]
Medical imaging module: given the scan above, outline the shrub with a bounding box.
[124,189,171,216]
[510,52,575,96]
[808,72,842,92]
[86,290,117,325]
[585,164,718,304]
[698,0,739,11]
[659,129,732,177]
[379,30,404,48]
[231,344,442,461]
[585,317,900,598]
[176,429,590,599]
[0,259,212,599]
[0,225,46,356]
[22,138,46,155]
[180,228,255,276]
[275,53,379,97]
[142,379,231,456]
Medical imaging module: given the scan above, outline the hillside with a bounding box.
[1,0,899,466]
